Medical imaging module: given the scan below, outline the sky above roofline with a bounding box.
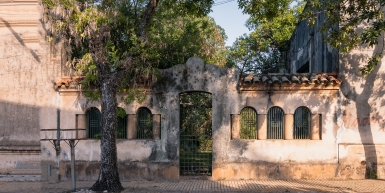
[209,0,251,47]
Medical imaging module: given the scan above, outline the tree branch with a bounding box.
[137,0,160,43]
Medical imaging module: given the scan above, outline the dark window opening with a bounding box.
[136,107,153,139]
[87,107,101,139]
[297,61,309,73]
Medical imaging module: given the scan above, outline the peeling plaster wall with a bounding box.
[3,1,382,181]
[288,7,385,179]
[0,1,61,177]
[337,41,385,179]
[52,57,342,180]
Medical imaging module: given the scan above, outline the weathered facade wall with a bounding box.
[48,57,343,181]
[0,0,61,179]
[288,10,385,179]
[2,0,384,182]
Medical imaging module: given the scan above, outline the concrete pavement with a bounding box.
[2,179,385,192]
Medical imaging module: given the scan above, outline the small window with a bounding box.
[294,107,310,139]
[86,107,101,139]
[116,108,127,139]
[136,107,153,139]
[240,107,257,139]
[267,107,284,139]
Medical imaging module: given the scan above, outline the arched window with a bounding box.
[267,106,284,139]
[116,107,127,139]
[240,107,257,139]
[294,107,311,139]
[136,107,153,139]
[86,107,101,139]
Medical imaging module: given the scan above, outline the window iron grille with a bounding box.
[86,107,101,139]
[267,106,284,139]
[294,107,310,139]
[136,107,153,139]
[116,108,127,139]
[240,107,257,139]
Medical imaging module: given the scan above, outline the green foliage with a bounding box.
[94,133,101,139]
[180,92,212,152]
[304,0,385,75]
[232,0,304,74]
[117,107,127,119]
[226,34,285,74]
[239,0,305,51]
[122,88,146,105]
[43,0,225,101]
[361,53,382,77]
[238,0,385,76]
[240,107,257,139]
[148,11,227,68]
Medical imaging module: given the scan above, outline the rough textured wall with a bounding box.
[287,4,385,179]
[50,57,343,180]
[337,37,385,178]
[0,0,61,176]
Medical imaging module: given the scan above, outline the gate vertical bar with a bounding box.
[70,140,76,191]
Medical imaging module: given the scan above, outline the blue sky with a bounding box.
[209,0,251,47]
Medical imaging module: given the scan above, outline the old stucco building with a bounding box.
[1,1,384,181]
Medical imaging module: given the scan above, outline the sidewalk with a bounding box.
[2,179,385,193]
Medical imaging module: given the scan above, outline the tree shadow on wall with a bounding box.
[0,17,41,63]
[339,35,385,178]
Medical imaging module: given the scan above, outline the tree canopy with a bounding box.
[226,0,304,74]
[232,0,384,76]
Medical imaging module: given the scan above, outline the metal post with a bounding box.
[70,140,76,191]
[56,109,61,182]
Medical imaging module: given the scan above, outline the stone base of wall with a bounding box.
[212,162,385,180]
[212,162,338,180]
[47,161,179,181]
[41,160,385,181]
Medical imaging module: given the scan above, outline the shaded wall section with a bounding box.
[0,0,61,178]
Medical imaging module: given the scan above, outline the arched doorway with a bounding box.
[179,92,212,176]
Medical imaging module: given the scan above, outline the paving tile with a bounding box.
[1,179,385,192]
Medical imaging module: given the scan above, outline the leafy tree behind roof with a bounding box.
[228,0,304,74]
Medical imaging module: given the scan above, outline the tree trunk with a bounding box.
[90,75,124,192]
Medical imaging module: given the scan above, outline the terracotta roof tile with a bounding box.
[56,76,84,89]
[240,73,341,91]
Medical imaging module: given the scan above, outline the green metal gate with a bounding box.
[179,92,212,176]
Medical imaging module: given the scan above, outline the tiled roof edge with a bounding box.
[241,73,341,86]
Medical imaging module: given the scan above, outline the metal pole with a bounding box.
[70,140,76,191]
[56,109,61,182]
